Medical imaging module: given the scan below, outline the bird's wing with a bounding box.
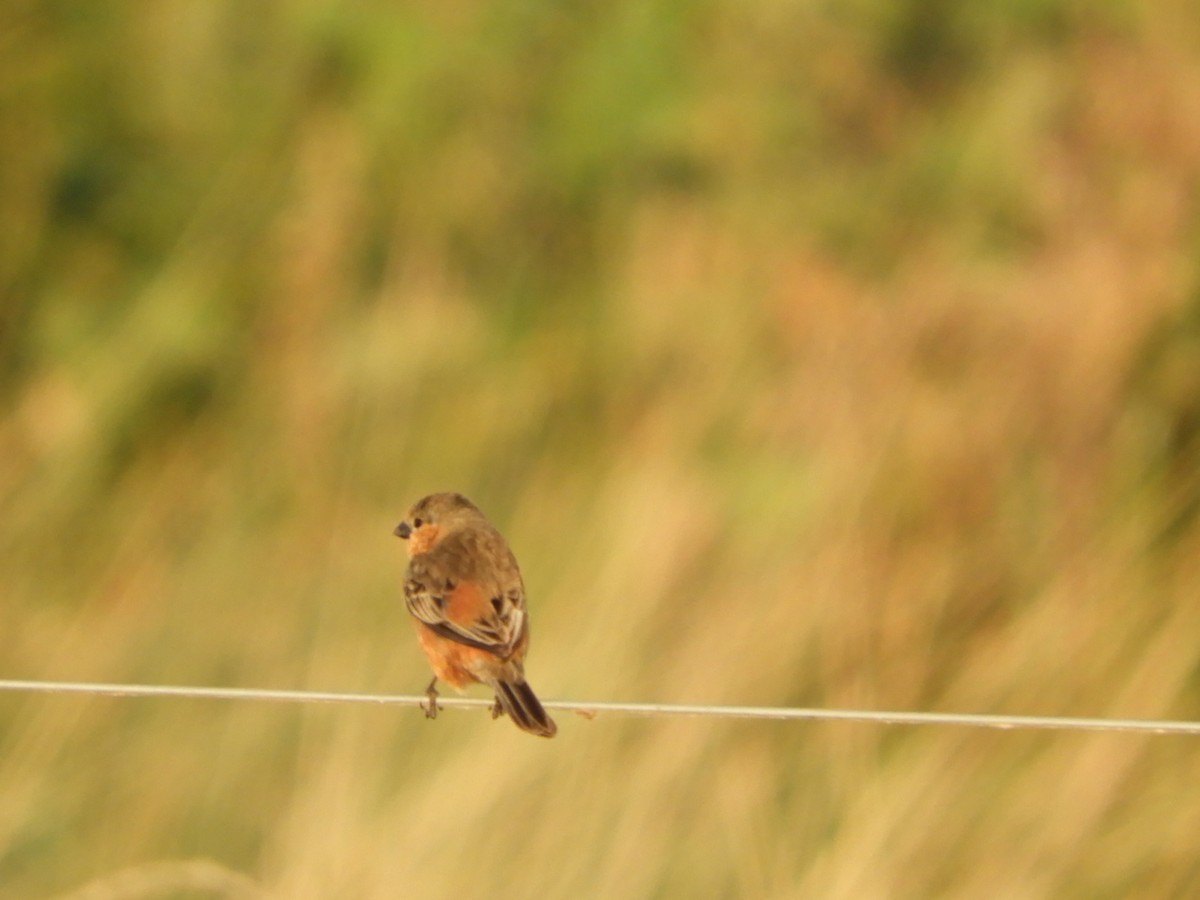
[404,539,526,657]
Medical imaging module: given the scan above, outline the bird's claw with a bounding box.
[423,679,440,720]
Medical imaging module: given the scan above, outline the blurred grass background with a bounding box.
[2,0,1200,897]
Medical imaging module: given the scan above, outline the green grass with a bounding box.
[2,1,1200,897]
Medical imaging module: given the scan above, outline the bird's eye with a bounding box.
[413,517,423,527]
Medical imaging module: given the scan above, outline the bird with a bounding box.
[393,492,557,738]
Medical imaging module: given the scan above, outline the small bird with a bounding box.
[394,492,557,738]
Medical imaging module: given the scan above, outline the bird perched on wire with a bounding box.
[393,492,557,738]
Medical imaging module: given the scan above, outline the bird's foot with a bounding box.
[423,679,440,720]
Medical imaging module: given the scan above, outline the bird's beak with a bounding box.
[394,521,411,539]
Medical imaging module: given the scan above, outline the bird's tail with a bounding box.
[493,678,557,738]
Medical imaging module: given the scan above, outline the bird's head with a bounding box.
[393,492,484,555]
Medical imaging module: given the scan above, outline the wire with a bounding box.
[1,679,1197,735]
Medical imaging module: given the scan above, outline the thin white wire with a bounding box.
[1,679,1198,734]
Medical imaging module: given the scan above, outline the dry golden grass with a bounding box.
[2,2,1200,897]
